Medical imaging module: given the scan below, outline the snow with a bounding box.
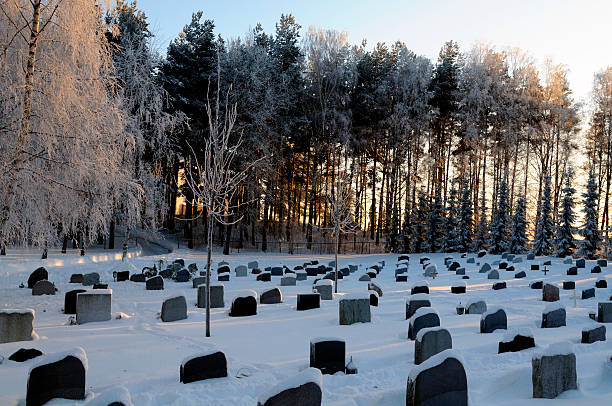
[544,302,565,312]
[315,279,333,286]
[465,298,485,308]
[537,341,575,358]
[311,337,345,344]
[257,367,322,404]
[409,307,438,323]
[181,350,224,368]
[231,289,258,301]
[30,347,88,373]
[412,280,429,287]
[85,385,133,406]
[408,349,464,380]
[415,326,446,342]
[0,308,34,315]
[79,289,112,295]
[406,294,429,302]
[341,293,370,300]
[502,328,534,342]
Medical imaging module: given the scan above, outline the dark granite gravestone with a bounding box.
[581,325,606,344]
[26,349,86,406]
[28,267,48,289]
[576,258,585,268]
[451,284,466,294]
[306,267,318,277]
[531,264,540,271]
[408,309,440,340]
[480,263,491,273]
[146,275,164,290]
[69,274,83,284]
[229,294,257,317]
[414,328,452,365]
[197,285,224,308]
[81,273,100,287]
[527,253,535,260]
[582,288,595,300]
[130,273,146,283]
[64,289,87,314]
[260,288,283,304]
[93,283,108,289]
[411,285,429,295]
[543,260,552,266]
[369,293,379,306]
[297,293,321,311]
[498,332,535,353]
[597,259,607,267]
[257,273,271,282]
[531,281,543,289]
[248,261,259,269]
[340,268,350,276]
[116,271,129,282]
[562,281,575,290]
[218,274,230,282]
[567,267,577,276]
[492,282,507,290]
[396,275,408,282]
[515,271,526,278]
[175,269,190,282]
[406,351,467,406]
[506,266,515,272]
[499,262,508,270]
[159,269,172,278]
[161,296,187,322]
[217,265,230,274]
[591,265,601,274]
[462,276,470,280]
[478,250,487,257]
[32,280,55,296]
[532,344,577,398]
[180,351,227,384]
[449,262,460,271]
[543,283,559,301]
[256,368,322,406]
[406,296,431,319]
[270,267,283,276]
[597,302,612,322]
[317,265,327,275]
[358,274,371,281]
[488,270,499,279]
[541,307,566,328]
[310,339,345,375]
[399,255,410,261]
[455,268,465,276]
[596,279,607,289]
[173,258,185,267]
[339,296,370,325]
[9,348,43,362]
[465,300,487,314]
[366,271,377,279]
[480,308,507,333]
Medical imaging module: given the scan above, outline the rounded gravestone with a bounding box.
[406,350,467,406]
[64,289,87,314]
[32,280,55,296]
[161,295,187,322]
[28,267,48,289]
[415,327,452,365]
[260,288,283,304]
[180,351,227,384]
[480,308,507,333]
[257,368,322,406]
[408,308,440,340]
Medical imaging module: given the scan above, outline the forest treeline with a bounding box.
[1,1,611,258]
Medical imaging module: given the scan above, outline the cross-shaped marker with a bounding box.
[542,265,549,276]
[573,289,578,308]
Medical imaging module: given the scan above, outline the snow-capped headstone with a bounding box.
[597,259,607,267]
[64,289,87,314]
[596,279,607,289]
[406,349,467,406]
[146,275,164,290]
[84,385,133,406]
[281,275,297,286]
[414,327,452,365]
[541,303,566,328]
[26,347,87,405]
[339,294,370,325]
[480,308,507,333]
[514,271,526,279]
[527,253,535,260]
[32,280,55,296]
[478,250,487,257]
[310,338,345,374]
[467,257,475,264]
[451,282,466,294]
[581,288,595,300]
[248,261,258,269]
[70,274,83,283]
[229,291,257,317]
[218,273,230,282]
[566,266,577,276]
[449,261,460,271]
[130,273,145,283]
[161,295,187,322]
[487,270,499,279]
[175,269,190,282]
[173,258,185,267]
[256,367,322,406]
[576,258,585,268]
[234,265,247,277]
[192,276,206,288]
[116,271,129,282]
[411,282,429,295]
[406,295,431,319]
[465,299,487,314]
[424,264,437,277]
[581,325,605,344]
[368,282,383,297]
[479,263,491,273]
[260,288,283,304]
[370,293,378,306]
[217,265,230,274]
[499,261,508,270]
[590,265,601,274]
[498,329,535,353]
[314,280,333,300]
[408,308,440,340]
[597,302,612,322]
[180,351,227,384]
[270,267,284,276]
[82,272,100,287]
[28,267,48,289]
[542,283,559,302]
[562,281,575,290]
[0,309,35,344]
[297,293,320,311]
[257,272,271,281]
[76,290,111,324]
[492,282,506,290]
[9,348,42,362]
[396,274,408,282]
[197,284,224,308]
[531,281,543,289]
[532,342,577,398]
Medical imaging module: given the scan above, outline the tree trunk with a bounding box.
[205,211,213,337]
[109,219,115,250]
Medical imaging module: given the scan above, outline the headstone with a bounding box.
[406,294,431,319]
[281,275,297,286]
[310,338,345,374]
[451,282,466,294]
[271,267,284,276]
[26,347,87,405]
[408,308,440,340]
[229,292,257,317]
[506,265,515,272]
[541,304,566,328]
[69,274,83,284]
[161,295,187,322]
[368,282,383,297]
[188,263,198,273]
[406,350,467,406]
[256,368,322,406]
[467,257,475,264]
[297,293,320,311]
[514,271,526,279]
[487,270,499,279]
[9,348,43,362]
[543,283,559,302]
[116,271,129,282]
[479,263,491,273]
[32,280,55,296]
[597,302,612,322]
[455,268,465,276]
[478,250,487,257]
[217,265,230,274]
[296,272,307,281]
[192,276,206,288]
[399,255,410,261]
[465,299,487,314]
[531,281,543,289]
[28,267,48,289]
[248,261,258,269]
[543,260,551,266]
[498,329,535,353]
[0,309,35,344]
[567,266,577,276]
[532,342,577,398]
[480,308,507,333]
[562,281,575,290]
[411,282,429,295]
[449,261,460,271]
[175,269,190,282]
[218,273,230,282]
[130,273,146,283]
[235,265,248,277]
[581,325,606,344]
[64,289,87,314]
[531,264,540,271]
[314,280,333,300]
[93,283,108,289]
[339,294,370,325]
[257,273,271,282]
[424,264,437,277]
[596,279,607,289]
[591,265,601,274]
[81,272,100,287]
[180,351,227,383]
[260,288,283,304]
[582,288,595,300]
[576,258,585,268]
[174,258,185,267]
[513,256,523,263]
[527,253,535,260]
[396,275,408,282]
[414,327,452,365]
[348,264,358,273]
[499,262,508,270]
[370,293,378,306]
[76,290,111,324]
[306,267,319,277]
[563,257,573,264]
[492,282,506,290]
[366,271,377,279]
[197,284,224,308]
[146,275,164,290]
[597,259,607,267]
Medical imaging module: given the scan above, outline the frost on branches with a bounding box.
[578,168,600,259]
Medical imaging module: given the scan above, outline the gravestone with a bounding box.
[93,283,108,290]
[173,258,185,267]
[116,271,129,282]
[348,264,358,273]
[406,350,467,406]
[32,280,55,296]
[480,308,507,333]
[531,264,540,271]
[192,276,206,288]
[257,273,271,282]
[271,267,284,276]
[9,348,43,362]
[597,302,612,322]
[370,293,378,306]
[531,281,543,289]
[64,289,86,314]
[82,272,100,287]
[499,262,508,270]
[28,267,48,289]
[513,256,523,263]
[581,325,606,344]
[541,304,566,328]
[411,283,429,295]
[146,275,164,290]
[161,295,187,322]
[340,268,350,276]
[451,282,466,294]
[358,274,371,282]
[180,351,227,384]
[130,273,146,283]
[498,329,535,353]
[543,283,559,302]
[256,368,322,406]
[235,265,248,277]
[582,288,595,300]
[399,255,410,261]
[368,282,383,297]
[248,261,258,269]
[218,274,230,282]
[69,274,83,284]
[597,259,607,267]
[408,308,440,340]
[455,268,465,276]
[281,275,296,286]
[467,257,475,264]
[449,262,460,271]
[414,327,452,365]
[532,342,577,398]
[366,271,377,279]
[596,279,607,289]
[527,253,535,260]
[296,272,307,281]
[479,263,491,273]
[576,258,585,268]
[217,265,230,274]
[465,299,487,314]
[563,258,573,264]
[229,292,257,317]
[297,293,320,311]
[310,338,345,374]
[306,267,319,277]
[26,347,86,406]
[488,270,499,279]
[0,309,35,344]
[424,265,437,277]
[506,266,515,272]
[314,280,333,300]
[396,275,408,282]
[492,282,506,290]
[188,263,198,273]
[76,290,111,324]
[591,265,601,274]
[260,288,283,304]
[562,281,575,290]
[478,250,487,257]
[543,260,551,265]
[175,269,190,282]
[514,271,526,279]
[567,267,577,276]
[339,294,370,325]
[197,284,224,308]
[406,295,431,319]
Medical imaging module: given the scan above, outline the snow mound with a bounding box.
[79,289,112,295]
[181,349,223,368]
[481,307,504,318]
[415,326,447,342]
[465,298,485,308]
[315,279,333,286]
[408,349,464,380]
[257,367,322,404]
[0,308,34,315]
[409,307,439,323]
[311,336,345,344]
[231,290,258,301]
[407,294,430,302]
[85,385,133,406]
[502,328,534,342]
[30,347,88,373]
[412,280,429,287]
[544,302,565,312]
[341,293,369,300]
[535,341,574,358]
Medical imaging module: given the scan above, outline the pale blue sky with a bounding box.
[137,0,611,103]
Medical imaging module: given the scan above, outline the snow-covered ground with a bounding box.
[1,248,612,405]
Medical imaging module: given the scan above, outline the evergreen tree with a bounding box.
[555,169,576,257]
[427,189,445,252]
[411,189,428,253]
[488,176,509,254]
[472,196,489,252]
[458,178,473,252]
[445,180,460,251]
[509,193,528,254]
[532,175,554,256]
[578,168,600,259]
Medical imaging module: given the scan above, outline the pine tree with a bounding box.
[472,196,488,252]
[458,178,473,252]
[509,193,528,254]
[555,169,576,257]
[427,189,445,252]
[411,189,428,253]
[445,180,460,252]
[578,168,600,259]
[532,175,554,256]
[488,176,509,254]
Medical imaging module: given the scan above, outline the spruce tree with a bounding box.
[411,189,428,253]
[578,168,600,259]
[445,181,460,252]
[488,176,509,254]
[555,169,576,257]
[458,178,473,252]
[427,188,445,252]
[472,196,489,252]
[532,175,554,256]
[509,193,528,254]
